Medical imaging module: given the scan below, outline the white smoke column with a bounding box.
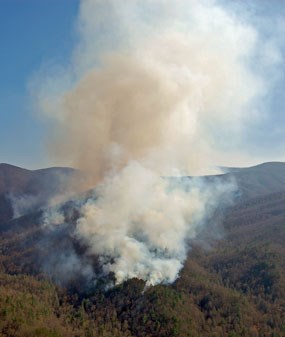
[76,162,234,286]
[34,1,280,285]
[36,0,268,178]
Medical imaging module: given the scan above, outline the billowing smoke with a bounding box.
[34,1,280,286]
[75,163,235,286]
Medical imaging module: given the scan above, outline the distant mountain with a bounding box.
[221,161,285,199]
[0,163,79,223]
[0,163,77,194]
[1,161,285,219]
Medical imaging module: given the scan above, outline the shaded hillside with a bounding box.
[222,161,285,200]
[0,163,80,223]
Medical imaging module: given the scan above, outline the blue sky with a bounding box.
[0,0,79,168]
[0,0,284,170]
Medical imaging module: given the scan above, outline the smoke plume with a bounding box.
[34,0,280,286]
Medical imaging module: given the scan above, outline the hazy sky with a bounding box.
[0,0,284,170]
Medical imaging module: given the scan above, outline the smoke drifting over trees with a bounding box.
[32,0,282,286]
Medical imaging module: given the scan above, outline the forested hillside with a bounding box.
[0,162,285,337]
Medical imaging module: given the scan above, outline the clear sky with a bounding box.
[0,0,284,170]
[0,0,79,168]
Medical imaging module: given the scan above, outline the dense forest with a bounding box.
[0,163,285,337]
